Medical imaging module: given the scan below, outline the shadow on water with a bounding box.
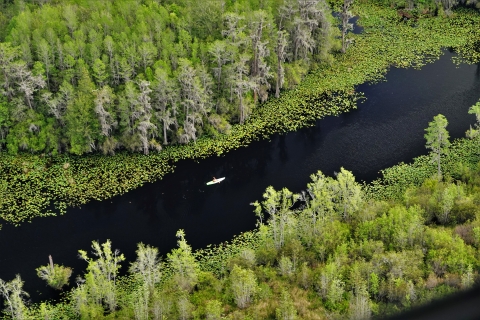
[331,13,364,35]
[0,50,479,303]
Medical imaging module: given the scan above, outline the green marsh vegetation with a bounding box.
[1,110,480,319]
[365,101,480,203]
[0,0,480,225]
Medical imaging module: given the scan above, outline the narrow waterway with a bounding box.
[0,50,479,303]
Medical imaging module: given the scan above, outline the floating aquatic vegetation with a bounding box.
[1,3,480,225]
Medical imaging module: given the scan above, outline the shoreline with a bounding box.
[1,3,479,226]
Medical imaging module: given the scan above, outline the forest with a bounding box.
[0,108,480,319]
[0,0,344,155]
[1,0,480,226]
[0,0,478,156]
[1,0,480,319]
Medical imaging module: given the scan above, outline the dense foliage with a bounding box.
[365,135,480,200]
[368,0,480,16]
[1,132,480,319]
[0,0,341,155]
[1,0,480,319]
[1,0,480,226]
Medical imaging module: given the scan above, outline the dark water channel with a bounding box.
[1,50,479,303]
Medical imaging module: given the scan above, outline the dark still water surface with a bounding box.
[1,50,479,302]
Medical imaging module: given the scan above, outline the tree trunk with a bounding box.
[49,255,54,272]
[239,94,244,124]
[276,57,281,98]
[216,64,222,93]
[163,119,168,145]
[437,131,442,180]
[438,152,441,180]
[252,45,258,104]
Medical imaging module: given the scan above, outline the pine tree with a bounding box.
[92,58,108,87]
[425,114,450,180]
[64,60,99,155]
[167,230,199,292]
[152,67,178,145]
[334,167,363,221]
[466,101,480,138]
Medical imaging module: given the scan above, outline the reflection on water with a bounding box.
[0,50,479,303]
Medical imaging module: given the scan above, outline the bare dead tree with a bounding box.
[275,30,288,98]
[292,17,315,60]
[228,54,254,124]
[94,85,117,137]
[249,10,272,104]
[278,1,296,30]
[12,61,46,109]
[209,40,232,96]
[222,12,245,45]
[340,0,354,53]
[137,80,158,154]
[152,69,178,145]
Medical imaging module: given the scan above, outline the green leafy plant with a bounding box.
[36,255,72,290]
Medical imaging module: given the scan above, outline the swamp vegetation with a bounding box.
[0,0,480,318]
[1,109,480,319]
[1,0,480,225]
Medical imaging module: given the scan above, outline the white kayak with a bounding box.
[206,177,225,185]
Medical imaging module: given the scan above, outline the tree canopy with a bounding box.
[0,0,343,155]
[2,162,480,319]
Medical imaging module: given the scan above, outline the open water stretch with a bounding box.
[0,50,479,302]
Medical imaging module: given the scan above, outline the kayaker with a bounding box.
[213,177,218,183]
